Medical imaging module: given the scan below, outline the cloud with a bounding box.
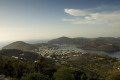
[63,7,120,27]
[64,9,90,16]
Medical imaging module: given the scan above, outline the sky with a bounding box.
[0,0,120,42]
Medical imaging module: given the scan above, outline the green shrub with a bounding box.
[106,72,120,80]
[21,72,49,80]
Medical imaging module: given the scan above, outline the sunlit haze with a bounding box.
[0,0,120,42]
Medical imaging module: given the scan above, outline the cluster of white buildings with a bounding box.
[34,46,81,57]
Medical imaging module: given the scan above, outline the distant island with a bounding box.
[2,37,120,52]
[48,37,120,52]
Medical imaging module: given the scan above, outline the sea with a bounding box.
[59,46,120,58]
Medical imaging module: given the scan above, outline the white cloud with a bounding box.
[63,8,120,27]
[64,9,90,16]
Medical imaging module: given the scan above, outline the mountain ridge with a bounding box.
[48,37,120,52]
[2,41,37,51]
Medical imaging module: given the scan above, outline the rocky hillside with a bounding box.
[48,37,120,52]
[48,36,90,45]
[2,41,37,51]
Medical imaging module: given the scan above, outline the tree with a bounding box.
[106,72,120,80]
[1,59,28,78]
[54,67,88,80]
[34,56,47,73]
[54,67,74,80]
[21,72,49,80]
[44,68,57,78]
[72,68,87,80]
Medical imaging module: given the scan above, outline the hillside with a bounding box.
[48,36,90,45]
[118,37,120,40]
[48,37,120,52]
[2,41,37,51]
[0,49,120,79]
[67,53,120,79]
[0,49,39,61]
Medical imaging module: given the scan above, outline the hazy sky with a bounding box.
[0,0,120,42]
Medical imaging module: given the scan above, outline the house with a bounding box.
[11,56,18,59]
